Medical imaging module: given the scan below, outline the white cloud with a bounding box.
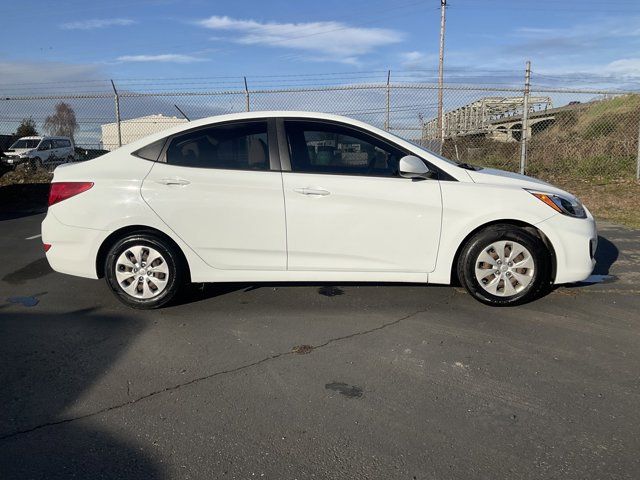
[197,15,403,63]
[117,54,205,63]
[400,51,436,69]
[61,18,136,30]
[603,58,640,76]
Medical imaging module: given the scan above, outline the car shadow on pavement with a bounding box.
[592,235,619,276]
[0,308,162,478]
[175,282,251,306]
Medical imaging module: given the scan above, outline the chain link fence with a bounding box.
[1,78,639,181]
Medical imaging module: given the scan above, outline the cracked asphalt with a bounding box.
[1,207,640,479]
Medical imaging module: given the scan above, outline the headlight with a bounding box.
[526,189,586,218]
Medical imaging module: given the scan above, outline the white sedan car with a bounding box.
[42,111,597,308]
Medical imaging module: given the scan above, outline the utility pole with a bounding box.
[519,60,531,175]
[437,0,447,154]
[385,70,391,131]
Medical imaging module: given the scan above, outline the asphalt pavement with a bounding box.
[1,204,639,479]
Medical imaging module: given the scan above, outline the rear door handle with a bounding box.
[157,178,190,186]
[293,187,330,196]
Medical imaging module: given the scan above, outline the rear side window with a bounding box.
[53,139,71,148]
[164,121,269,170]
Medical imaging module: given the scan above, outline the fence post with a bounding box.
[519,61,531,175]
[385,70,391,131]
[636,115,640,180]
[110,79,122,148]
[244,76,250,112]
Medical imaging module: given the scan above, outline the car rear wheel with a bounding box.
[457,224,551,306]
[105,233,185,309]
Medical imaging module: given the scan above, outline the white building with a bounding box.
[101,114,188,151]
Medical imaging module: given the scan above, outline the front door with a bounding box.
[141,120,287,271]
[280,119,442,273]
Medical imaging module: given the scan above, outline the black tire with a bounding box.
[105,233,185,309]
[457,224,551,306]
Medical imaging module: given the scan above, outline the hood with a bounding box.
[4,148,33,156]
[466,167,576,199]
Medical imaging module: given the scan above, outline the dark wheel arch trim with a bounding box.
[449,219,556,286]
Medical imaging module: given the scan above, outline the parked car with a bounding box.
[2,136,75,169]
[42,112,597,309]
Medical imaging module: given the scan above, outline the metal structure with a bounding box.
[422,95,552,140]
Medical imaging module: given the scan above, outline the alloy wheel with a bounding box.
[115,245,170,299]
[474,240,535,297]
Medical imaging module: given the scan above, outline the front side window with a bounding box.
[285,120,406,177]
[39,140,52,151]
[165,121,269,170]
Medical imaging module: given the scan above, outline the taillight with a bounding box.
[43,243,52,252]
[48,182,94,206]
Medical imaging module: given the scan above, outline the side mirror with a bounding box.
[399,155,430,179]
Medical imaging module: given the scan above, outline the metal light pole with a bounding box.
[437,0,447,154]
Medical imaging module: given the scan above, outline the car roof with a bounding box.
[121,111,398,151]
[18,136,71,140]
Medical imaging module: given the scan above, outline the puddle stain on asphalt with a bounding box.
[7,295,40,307]
[2,258,53,285]
[325,382,363,398]
[292,344,314,355]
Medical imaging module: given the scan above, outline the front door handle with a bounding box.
[157,178,190,186]
[293,187,330,196]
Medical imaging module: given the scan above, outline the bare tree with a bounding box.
[15,117,38,137]
[44,102,78,140]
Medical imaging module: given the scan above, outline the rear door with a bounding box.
[280,119,442,273]
[141,119,287,271]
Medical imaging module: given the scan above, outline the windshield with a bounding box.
[10,139,40,149]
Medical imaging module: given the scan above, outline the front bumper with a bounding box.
[1,156,26,166]
[536,212,597,284]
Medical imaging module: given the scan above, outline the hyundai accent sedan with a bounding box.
[41,111,597,308]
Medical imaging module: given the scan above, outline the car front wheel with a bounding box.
[457,224,551,306]
[105,233,185,309]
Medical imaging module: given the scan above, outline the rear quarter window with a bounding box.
[133,138,167,161]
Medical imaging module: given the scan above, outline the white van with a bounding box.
[2,136,75,168]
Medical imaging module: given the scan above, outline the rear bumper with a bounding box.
[41,211,108,279]
[536,212,597,284]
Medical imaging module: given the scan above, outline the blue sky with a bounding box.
[1,0,640,89]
